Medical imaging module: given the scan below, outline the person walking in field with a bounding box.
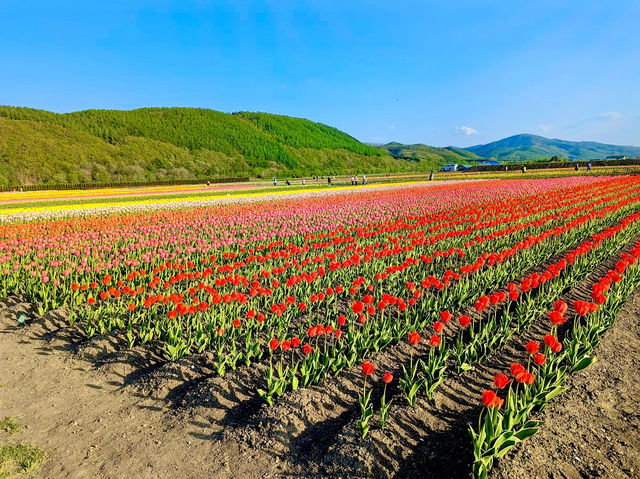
[273,177,277,186]
[587,162,592,172]
[574,163,579,171]
[429,171,434,181]
[302,178,306,185]
[362,173,367,185]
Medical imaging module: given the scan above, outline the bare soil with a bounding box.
[0,298,274,479]
[1,271,639,478]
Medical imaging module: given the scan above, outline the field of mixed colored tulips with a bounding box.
[2,173,640,477]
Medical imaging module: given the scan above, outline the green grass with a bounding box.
[0,444,47,479]
[0,419,22,436]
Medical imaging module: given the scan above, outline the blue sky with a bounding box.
[1,0,638,147]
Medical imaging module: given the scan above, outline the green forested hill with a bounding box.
[0,116,254,185]
[234,111,383,155]
[0,106,412,186]
[378,142,482,170]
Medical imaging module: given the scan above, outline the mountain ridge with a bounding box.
[458,133,640,161]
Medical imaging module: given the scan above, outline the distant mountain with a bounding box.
[0,106,415,186]
[377,142,482,170]
[461,134,640,162]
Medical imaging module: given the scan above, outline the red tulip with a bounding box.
[548,310,567,325]
[362,361,375,376]
[481,390,503,408]
[458,315,471,328]
[494,373,510,389]
[525,341,539,354]
[510,363,525,379]
[474,295,490,312]
[524,372,536,385]
[553,300,568,314]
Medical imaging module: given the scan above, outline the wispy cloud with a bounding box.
[566,111,623,130]
[537,124,551,134]
[454,125,478,135]
[598,111,622,120]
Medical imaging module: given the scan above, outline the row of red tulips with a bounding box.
[470,238,640,478]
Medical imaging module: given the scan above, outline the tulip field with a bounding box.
[2,174,640,477]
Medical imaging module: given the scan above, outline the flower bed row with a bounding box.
[469,240,640,478]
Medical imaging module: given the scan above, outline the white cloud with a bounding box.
[454,125,478,136]
[389,124,396,130]
[598,111,622,120]
[538,124,551,134]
